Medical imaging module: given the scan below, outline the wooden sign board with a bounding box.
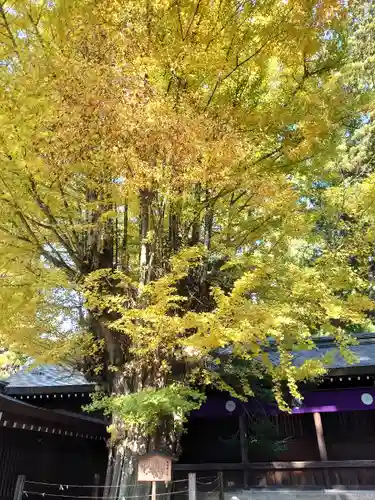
[137,453,172,482]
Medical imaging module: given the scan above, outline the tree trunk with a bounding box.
[121,199,129,271]
[139,189,151,285]
[104,420,178,499]
[100,360,179,498]
[104,433,151,499]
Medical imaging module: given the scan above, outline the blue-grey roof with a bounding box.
[282,333,375,371]
[218,333,375,373]
[281,344,375,369]
[4,364,94,395]
[4,335,375,396]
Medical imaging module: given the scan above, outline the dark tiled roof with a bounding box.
[269,333,375,373]
[4,364,94,395]
[218,333,375,374]
[4,334,375,396]
[0,393,106,436]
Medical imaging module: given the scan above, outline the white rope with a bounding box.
[205,483,220,495]
[23,490,189,499]
[24,478,188,489]
[196,477,218,485]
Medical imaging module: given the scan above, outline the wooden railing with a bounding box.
[173,460,375,489]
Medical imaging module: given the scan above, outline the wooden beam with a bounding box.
[313,412,328,461]
[173,460,375,471]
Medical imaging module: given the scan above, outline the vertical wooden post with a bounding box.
[112,449,125,499]
[92,473,100,499]
[218,471,224,500]
[13,475,25,500]
[188,473,196,500]
[151,481,156,500]
[313,412,328,461]
[239,414,249,488]
[103,449,113,500]
[313,412,330,488]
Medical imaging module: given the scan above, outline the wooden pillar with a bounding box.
[239,415,249,487]
[313,412,328,461]
[188,473,196,500]
[92,473,100,499]
[13,475,25,500]
[218,471,224,500]
[313,412,330,487]
[103,449,113,500]
[151,481,156,500]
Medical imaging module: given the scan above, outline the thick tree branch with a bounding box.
[57,180,81,248]
[0,174,77,276]
[121,200,129,271]
[0,224,32,244]
[0,3,19,57]
[27,175,83,269]
[184,0,201,40]
[205,38,271,110]
[26,9,44,48]
[139,189,151,285]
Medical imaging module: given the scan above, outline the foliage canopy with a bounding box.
[0,0,372,440]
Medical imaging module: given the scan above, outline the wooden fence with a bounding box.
[173,460,375,490]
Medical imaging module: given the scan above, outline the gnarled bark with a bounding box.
[104,432,151,500]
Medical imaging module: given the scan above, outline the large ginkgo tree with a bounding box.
[0,0,371,492]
